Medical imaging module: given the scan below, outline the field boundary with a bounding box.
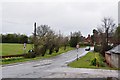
[1,54,24,58]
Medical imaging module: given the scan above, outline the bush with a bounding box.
[90,58,97,66]
[35,45,47,56]
[55,47,59,53]
[99,61,105,67]
[107,45,113,51]
[94,45,101,52]
[69,36,79,47]
[41,46,47,56]
[99,54,105,67]
[24,51,36,58]
[79,42,92,47]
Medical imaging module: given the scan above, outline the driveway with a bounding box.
[1,47,119,78]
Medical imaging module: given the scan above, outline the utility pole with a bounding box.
[34,22,37,54]
[34,22,37,37]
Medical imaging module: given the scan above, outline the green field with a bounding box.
[2,43,33,56]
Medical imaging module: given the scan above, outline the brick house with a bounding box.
[105,45,120,68]
[85,34,92,44]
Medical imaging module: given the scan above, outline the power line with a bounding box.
[2,19,32,26]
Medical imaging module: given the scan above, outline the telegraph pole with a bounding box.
[34,22,37,54]
[34,22,37,37]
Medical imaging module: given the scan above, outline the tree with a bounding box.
[33,23,72,56]
[19,34,28,43]
[45,30,56,55]
[2,33,28,43]
[114,24,120,45]
[33,23,51,56]
[91,29,100,45]
[62,37,69,50]
[37,25,51,37]
[34,24,57,56]
[97,17,116,56]
[69,31,82,47]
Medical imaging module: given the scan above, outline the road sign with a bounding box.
[76,44,79,61]
[23,43,26,49]
[23,43,26,53]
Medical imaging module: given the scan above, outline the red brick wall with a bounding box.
[105,53,111,67]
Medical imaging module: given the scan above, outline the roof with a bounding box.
[109,45,120,54]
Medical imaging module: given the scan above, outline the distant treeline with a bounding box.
[0,34,28,43]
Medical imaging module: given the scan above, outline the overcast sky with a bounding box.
[0,0,119,37]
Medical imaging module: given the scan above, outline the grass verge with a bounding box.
[2,46,74,65]
[68,52,120,70]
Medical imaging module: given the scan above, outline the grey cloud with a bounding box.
[2,1,118,36]
[118,1,120,24]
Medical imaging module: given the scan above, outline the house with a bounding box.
[84,34,92,44]
[105,45,120,68]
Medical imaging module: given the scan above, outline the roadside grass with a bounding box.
[2,43,33,56]
[68,52,119,70]
[43,47,74,58]
[2,46,74,65]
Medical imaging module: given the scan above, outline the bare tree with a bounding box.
[101,17,116,45]
[37,25,51,37]
[36,25,54,56]
[97,17,116,56]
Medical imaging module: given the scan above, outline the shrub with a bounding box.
[79,42,92,47]
[79,43,84,47]
[90,58,97,66]
[99,61,105,67]
[41,46,47,56]
[69,37,78,47]
[99,54,105,67]
[55,47,59,53]
[107,45,113,51]
[94,45,101,52]
[24,52,36,58]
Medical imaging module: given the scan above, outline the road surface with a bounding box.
[1,47,119,78]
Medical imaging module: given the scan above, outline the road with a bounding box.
[1,47,119,78]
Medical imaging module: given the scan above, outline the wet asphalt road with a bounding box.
[1,47,119,78]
